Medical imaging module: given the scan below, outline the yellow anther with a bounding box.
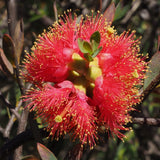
[132,69,139,78]
[72,70,80,77]
[54,115,63,123]
[90,82,95,88]
[107,27,115,34]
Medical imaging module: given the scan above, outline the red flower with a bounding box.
[25,81,97,148]
[92,31,146,138]
[23,11,147,148]
[23,13,79,83]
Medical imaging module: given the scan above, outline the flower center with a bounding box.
[68,53,102,97]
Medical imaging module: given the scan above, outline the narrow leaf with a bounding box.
[13,19,24,64]
[114,2,130,21]
[37,143,57,160]
[144,51,160,90]
[2,34,15,66]
[103,2,116,24]
[92,46,103,58]
[21,155,40,160]
[0,48,14,75]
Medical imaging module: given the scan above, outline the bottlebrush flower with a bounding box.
[23,10,147,148]
[25,81,97,148]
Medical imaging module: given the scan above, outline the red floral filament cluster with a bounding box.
[23,10,147,148]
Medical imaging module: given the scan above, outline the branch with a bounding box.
[0,129,34,159]
[1,117,160,159]
[0,91,15,109]
[3,99,22,138]
[10,108,20,120]
[0,129,48,159]
[41,16,54,26]
[132,117,160,126]
[0,126,5,134]
[5,1,28,159]
[13,83,32,159]
[53,0,58,22]
[0,91,20,119]
[5,0,17,38]
[121,0,142,24]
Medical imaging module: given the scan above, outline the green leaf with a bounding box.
[37,143,57,160]
[143,51,160,90]
[84,53,93,62]
[78,38,88,53]
[92,46,102,58]
[90,31,101,52]
[78,38,92,54]
[83,41,92,54]
[114,2,130,21]
[78,31,102,61]
[90,31,101,44]
[91,40,97,52]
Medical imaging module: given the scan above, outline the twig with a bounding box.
[132,117,160,126]
[28,113,44,144]
[0,91,15,109]
[53,0,58,22]
[6,0,25,95]
[101,0,112,12]
[0,129,48,159]
[0,126,4,134]
[0,129,34,159]
[41,16,54,26]
[121,0,142,24]
[10,108,20,120]
[3,99,22,138]
[5,1,28,159]
[14,109,29,160]
[5,0,17,38]
[0,91,20,120]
